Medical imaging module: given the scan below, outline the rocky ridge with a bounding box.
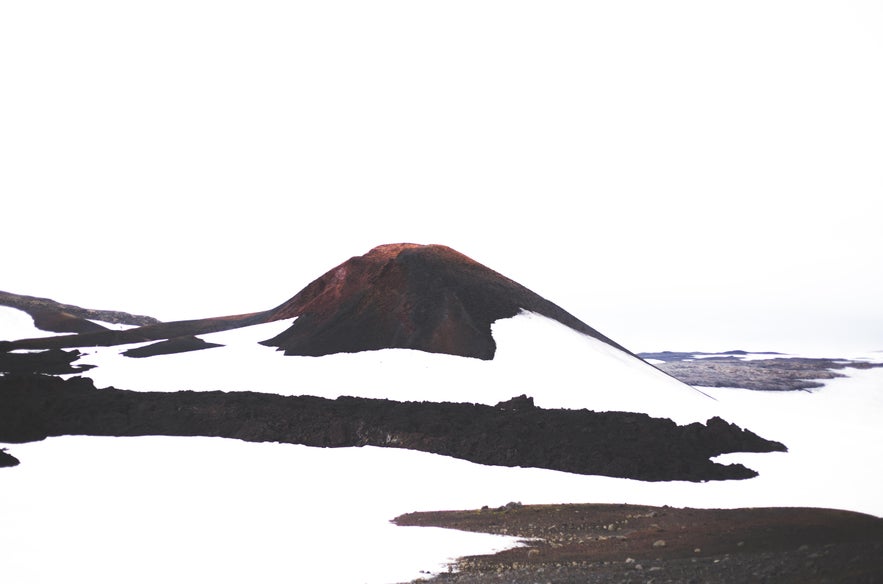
[0,375,784,480]
[0,289,160,333]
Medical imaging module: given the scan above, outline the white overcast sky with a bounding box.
[2,1,882,353]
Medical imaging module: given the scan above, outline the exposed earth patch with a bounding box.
[394,503,883,583]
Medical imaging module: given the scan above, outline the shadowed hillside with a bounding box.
[263,243,631,359]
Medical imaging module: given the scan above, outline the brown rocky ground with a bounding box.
[394,503,883,583]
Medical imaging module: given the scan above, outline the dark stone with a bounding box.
[495,395,535,411]
[0,374,786,481]
[0,448,19,467]
[122,336,223,358]
[0,348,94,375]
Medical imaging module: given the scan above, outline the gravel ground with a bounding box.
[395,503,883,584]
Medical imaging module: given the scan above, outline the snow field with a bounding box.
[0,306,59,342]
[73,311,721,425]
[2,307,882,582]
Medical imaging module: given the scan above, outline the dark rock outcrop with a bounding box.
[0,375,785,481]
[640,351,883,391]
[1,311,272,353]
[0,348,94,375]
[121,336,223,358]
[0,290,160,331]
[0,448,19,468]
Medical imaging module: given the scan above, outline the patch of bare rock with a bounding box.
[394,503,883,583]
[0,448,19,467]
[0,376,783,481]
[640,351,883,391]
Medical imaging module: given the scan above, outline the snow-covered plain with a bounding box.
[2,309,882,583]
[72,311,719,424]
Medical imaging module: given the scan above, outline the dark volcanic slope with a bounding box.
[0,375,785,481]
[0,290,160,333]
[3,244,629,362]
[263,243,629,359]
[1,311,272,353]
[0,448,19,468]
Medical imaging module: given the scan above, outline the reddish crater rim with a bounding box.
[365,242,426,256]
[268,243,495,321]
[363,243,479,263]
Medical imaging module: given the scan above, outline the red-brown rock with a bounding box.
[263,243,629,359]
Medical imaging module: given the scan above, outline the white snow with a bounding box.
[85,319,141,331]
[0,306,58,342]
[75,312,720,425]
[0,306,140,343]
[2,311,882,583]
[0,438,524,584]
[705,367,883,515]
[2,362,881,584]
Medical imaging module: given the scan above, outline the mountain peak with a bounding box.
[364,242,437,256]
[1,243,630,363]
[263,243,629,360]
